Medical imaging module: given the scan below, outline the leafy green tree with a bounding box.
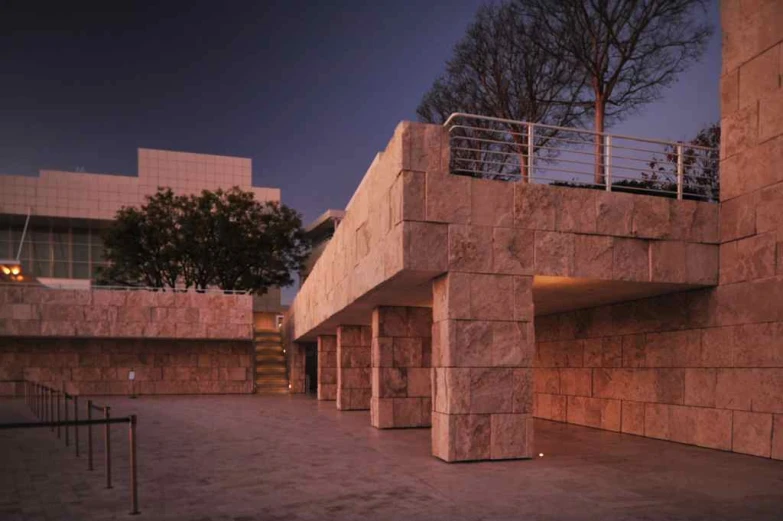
[99,188,184,288]
[99,187,310,294]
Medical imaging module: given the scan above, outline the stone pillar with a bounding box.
[336,325,372,410]
[431,272,535,462]
[370,306,433,429]
[287,341,306,394]
[317,335,337,400]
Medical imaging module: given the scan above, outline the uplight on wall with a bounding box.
[0,260,25,282]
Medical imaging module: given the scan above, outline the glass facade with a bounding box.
[0,221,108,280]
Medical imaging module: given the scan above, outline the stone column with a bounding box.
[336,325,372,410]
[370,306,433,429]
[431,272,535,462]
[287,341,306,394]
[317,335,337,400]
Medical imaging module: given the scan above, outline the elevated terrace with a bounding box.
[284,116,724,462]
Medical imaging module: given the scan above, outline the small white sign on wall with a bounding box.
[129,369,136,381]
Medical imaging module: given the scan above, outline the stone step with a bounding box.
[255,366,286,375]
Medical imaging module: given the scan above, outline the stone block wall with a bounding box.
[370,306,432,429]
[336,325,371,410]
[0,337,254,396]
[0,287,253,340]
[317,335,337,400]
[533,288,783,460]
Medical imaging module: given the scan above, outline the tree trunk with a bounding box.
[594,96,606,186]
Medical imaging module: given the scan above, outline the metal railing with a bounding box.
[0,380,140,515]
[443,113,719,202]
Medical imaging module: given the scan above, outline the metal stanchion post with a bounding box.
[87,400,94,471]
[104,406,112,489]
[49,388,54,432]
[65,395,70,447]
[129,415,139,515]
[57,391,61,439]
[74,396,80,457]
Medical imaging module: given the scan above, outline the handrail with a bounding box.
[443,113,719,202]
[8,380,141,515]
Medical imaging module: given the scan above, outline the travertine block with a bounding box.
[535,231,574,276]
[732,410,773,457]
[448,224,492,272]
[426,172,471,223]
[573,235,613,279]
[759,88,783,143]
[431,412,491,462]
[612,238,649,281]
[404,221,448,273]
[558,189,597,233]
[514,183,559,230]
[490,413,533,460]
[621,400,645,435]
[720,192,756,242]
[559,368,591,397]
[684,368,717,407]
[492,227,534,275]
[471,178,513,227]
[567,396,621,431]
[596,191,634,236]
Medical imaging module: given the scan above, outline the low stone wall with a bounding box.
[0,286,255,396]
[0,337,253,396]
[0,286,252,339]
[533,287,783,461]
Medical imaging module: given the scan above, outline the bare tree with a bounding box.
[417,2,587,181]
[524,0,712,184]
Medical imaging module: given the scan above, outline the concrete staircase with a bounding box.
[254,330,288,394]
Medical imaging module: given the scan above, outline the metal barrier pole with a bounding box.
[65,395,70,447]
[49,388,55,432]
[74,396,80,457]
[56,391,61,439]
[129,415,139,515]
[104,406,112,489]
[34,384,38,417]
[87,400,94,471]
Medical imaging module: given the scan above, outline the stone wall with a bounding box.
[0,286,253,339]
[0,286,255,396]
[0,337,254,396]
[533,294,783,459]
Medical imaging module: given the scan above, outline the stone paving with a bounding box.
[1,395,782,521]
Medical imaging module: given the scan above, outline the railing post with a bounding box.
[74,396,80,457]
[49,388,54,431]
[527,124,535,183]
[129,415,140,515]
[604,135,612,191]
[64,394,70,447]
[87,400,94,471]
[56,391,61,439]
[677,143,684,200]
[104,406,112,489]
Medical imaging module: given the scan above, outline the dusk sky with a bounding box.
[1,1,721,301]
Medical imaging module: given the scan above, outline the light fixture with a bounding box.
[0,260,26,282]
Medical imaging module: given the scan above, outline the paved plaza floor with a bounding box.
[1,394,782,521]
